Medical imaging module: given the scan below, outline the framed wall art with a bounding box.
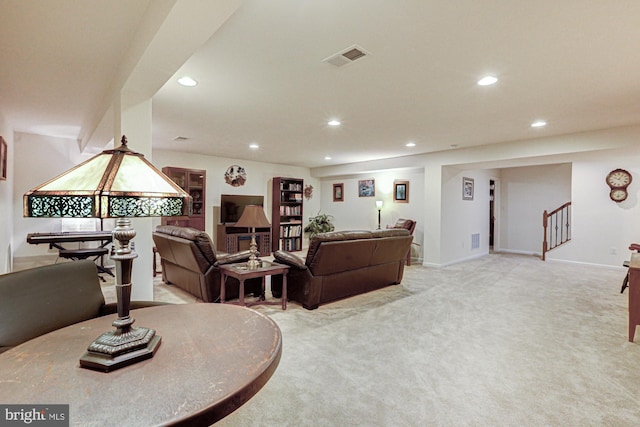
[394,180,409,203]
[358,179,375,197]
[333,183,344,202]
[463,177,474,200]
[0,136,6,181]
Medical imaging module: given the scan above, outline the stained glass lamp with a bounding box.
[24,135,191,372]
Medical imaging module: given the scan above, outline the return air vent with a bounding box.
[471,233,480,250]
[322,44,370,67]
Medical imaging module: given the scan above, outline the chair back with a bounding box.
[387,218,416,235]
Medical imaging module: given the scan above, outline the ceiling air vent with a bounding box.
[322,44,370,67]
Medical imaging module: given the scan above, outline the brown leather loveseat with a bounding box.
[153,225,261,302]
[271,229,412,310]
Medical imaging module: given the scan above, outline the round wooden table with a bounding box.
[0,304,282,426]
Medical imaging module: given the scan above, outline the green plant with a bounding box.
[304,212,335,239]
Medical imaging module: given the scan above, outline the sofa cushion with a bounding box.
[0,260,105,353]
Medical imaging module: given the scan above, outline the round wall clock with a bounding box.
[224,165,246,187]
[605,168,632,203]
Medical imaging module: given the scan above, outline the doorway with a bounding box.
[489,179,498,250]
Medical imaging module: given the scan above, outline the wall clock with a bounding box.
[605,168,632,202]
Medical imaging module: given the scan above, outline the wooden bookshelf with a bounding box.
[271,177,303,252]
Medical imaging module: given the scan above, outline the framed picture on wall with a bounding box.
[358,179,375,197]
[463,177,474,200]
[0,136,6,181]
[394,180,409,203]
[333,183,344,202]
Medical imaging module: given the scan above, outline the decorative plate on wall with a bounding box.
[224,165,246,187]
[304,185,313,200]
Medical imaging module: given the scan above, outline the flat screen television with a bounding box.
[220,194,264,224]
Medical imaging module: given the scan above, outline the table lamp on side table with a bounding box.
[235,205,271,269]
[23,135,192,372]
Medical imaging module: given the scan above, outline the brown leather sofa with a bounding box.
[386,218,417,265]
[0,260,165,354]
[153,225,261,302]
[271,229,412,310]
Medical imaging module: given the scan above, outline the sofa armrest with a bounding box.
[215,250,252,266]
[274,250,307,270]
[99,301,171,317]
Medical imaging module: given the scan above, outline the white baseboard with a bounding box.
[423,251,488,268]
[545,257,627,271]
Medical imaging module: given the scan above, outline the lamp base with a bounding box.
[79,326,161,372]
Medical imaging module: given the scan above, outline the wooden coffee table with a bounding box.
[220,260,289,310]
[0,304,282,426]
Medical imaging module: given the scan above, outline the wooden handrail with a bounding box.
[542,201,571,261]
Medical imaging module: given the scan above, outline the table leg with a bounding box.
[220,273,226,304]
[261,277,266,301]
[282,271,287,310]
[239,278,245,306]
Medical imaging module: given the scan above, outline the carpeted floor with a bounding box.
[21,252,640,426]
[213,253,639,427]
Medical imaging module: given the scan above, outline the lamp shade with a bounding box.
[24,136,191,218]
[376,200,383,209]
[235,205,271,228]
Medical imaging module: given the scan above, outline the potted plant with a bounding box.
[304,212,335,239]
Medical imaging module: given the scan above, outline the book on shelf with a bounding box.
[279,205,301,216]
[279,224,302,237]
[280,182,302,191]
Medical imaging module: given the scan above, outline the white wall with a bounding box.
[13,133,96,258]
[500,163,572,255]
[0,114,13,272]
[318,169,425,260]
[152,149,319,244]
[438,168,495,266]
[313,124,640,268]
[10,125,640,271]
[549,147,640,267]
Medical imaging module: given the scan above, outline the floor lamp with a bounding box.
[376,200,383,230]
[24,136,191,372]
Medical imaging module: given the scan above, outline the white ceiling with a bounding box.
[2,0,640,168]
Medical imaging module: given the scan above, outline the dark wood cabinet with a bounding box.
[161,167,206,231]
[271,177,303,252]
[216,224,271,257]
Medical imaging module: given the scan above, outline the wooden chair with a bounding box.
[386,218,417,265]
[620,243,640,293]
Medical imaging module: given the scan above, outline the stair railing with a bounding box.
[542,201,571,261]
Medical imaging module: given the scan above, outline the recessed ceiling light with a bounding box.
[249,143,259,149]
[449,144,458,149]
[405,142,416,147]
[177,76,198,87]
[477,76,498,86]
[531,121,547,128]
[328,120,341,126]
[324,156,332,160]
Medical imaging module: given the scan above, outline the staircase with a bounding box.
[542,202,571,261]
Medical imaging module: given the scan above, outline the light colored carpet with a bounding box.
[20,253,640,426]
[214,253,639,427]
